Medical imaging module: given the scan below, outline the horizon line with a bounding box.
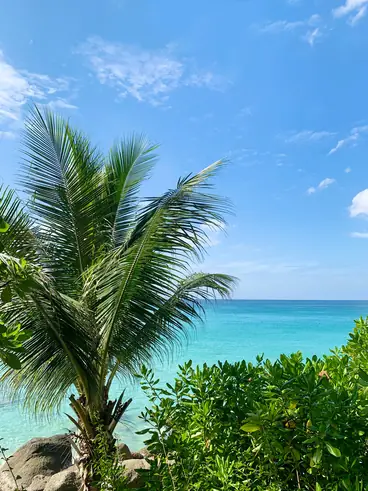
[217,298,368,302]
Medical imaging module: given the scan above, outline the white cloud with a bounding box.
[328,125,368,154]
[261,19,305,32]
[345,167,352,173]
[0,49,75,136]
[333,0,368,24]
[349,189,368,217]
[201,222,227,247]
[307,177,335,195]
[350,4,368,23]
[47,98,78,110]
[77,37,226,106]
[0,130,16,140]
[351,232,368,238]
[285,130,335,143]
[216,259,318,275]
[319,178,335,189]
[305,27,323,46]
[260,14,323,45]
[237,106,253,118]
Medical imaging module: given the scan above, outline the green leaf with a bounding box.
[316,483,322,491]
[241,423,261,433]
[326,442,341,458]
[1,285,12,303]
[0,352,22,369]
[311,448,322,465]
[0,218,9,233]
[252,444,262,453]
[291,448,300,461]
[358,368,368,383]
[135,428,151,435]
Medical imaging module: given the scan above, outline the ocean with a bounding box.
[1,300,367,454]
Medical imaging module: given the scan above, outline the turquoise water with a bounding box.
[1,300,367,453]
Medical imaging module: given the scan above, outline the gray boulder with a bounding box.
[137,447,152,459]
[122,459,151,489]
[0,435,72,491]
[28,475,51,491]
[44,466,81,491]
[117,443,132,461]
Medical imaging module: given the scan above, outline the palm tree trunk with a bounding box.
[67,390,132,490]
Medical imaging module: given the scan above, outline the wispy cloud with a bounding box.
[260,19,306,33]
[0,49,75,137]
[201,222,227,247]
[226,148,283,168]
[259,14,324,45]
[328,125,368,155]
[345,167,352,173]
[351,231,368,238]
[237,106,253,118]
[307,177,335,195]
[216,259,318,275]
[285,130,335,143]
[0,130,16,140]
[77,37,226,106]
[226,148,260,166]
[349,189,368,217]
[333,0,368,25]
[47,98,78,110]
[304,27,323,46]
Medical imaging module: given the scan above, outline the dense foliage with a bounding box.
[138,318,368,490]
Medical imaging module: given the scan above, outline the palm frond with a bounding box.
[0,186,35,259]
[92,160,233,381]
[20,106,103,293]
[103,135,157,248]
[0,254,99,412]
[106,272,236,386]
[127,160,231,261]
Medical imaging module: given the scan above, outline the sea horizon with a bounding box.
[221,299,368,302]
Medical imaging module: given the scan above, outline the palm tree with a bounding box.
[0,107,236,487]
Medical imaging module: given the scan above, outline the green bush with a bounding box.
[90,425,129,491]
[138,318,368,490]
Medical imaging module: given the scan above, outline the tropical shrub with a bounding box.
[138,318,368,490]
[90,425,129,491]
[0,107,235,489]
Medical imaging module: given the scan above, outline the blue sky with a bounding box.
[1,0,368,300]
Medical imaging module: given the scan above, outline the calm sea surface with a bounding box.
[1,300,368,453]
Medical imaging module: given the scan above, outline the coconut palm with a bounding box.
[0,107,236,487]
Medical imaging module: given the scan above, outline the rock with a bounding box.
[0,435,72,491]
[117,443,132,461]
[122,459,151,489]
[130,452,143,459]
[44,466,81,491]
[137,447,152,459]
[28,475,51,491]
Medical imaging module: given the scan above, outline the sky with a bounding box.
[1,0,368,300]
